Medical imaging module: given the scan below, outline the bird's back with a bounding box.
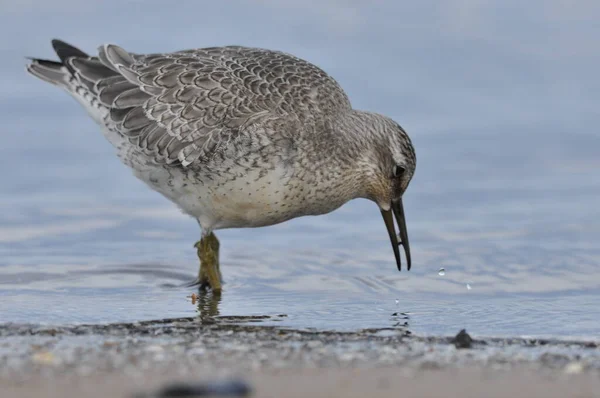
[27,40,352,168]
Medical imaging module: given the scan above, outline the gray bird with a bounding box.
[26,40,416,293]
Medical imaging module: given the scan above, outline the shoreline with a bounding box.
[2,317,599,397]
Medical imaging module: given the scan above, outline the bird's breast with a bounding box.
[194,164,347,230]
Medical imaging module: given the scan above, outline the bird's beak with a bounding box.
[380,197,411,271]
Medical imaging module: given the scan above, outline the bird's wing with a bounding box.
[63,42,352,167]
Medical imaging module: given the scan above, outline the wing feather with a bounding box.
[65,43,352,167]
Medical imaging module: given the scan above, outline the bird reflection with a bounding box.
[195,290,221,321]
[391,311,410,329]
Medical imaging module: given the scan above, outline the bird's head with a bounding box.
[351,112,416,271]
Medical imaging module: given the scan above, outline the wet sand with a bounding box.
[1,317,599,397]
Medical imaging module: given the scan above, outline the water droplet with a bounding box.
[438,268,446,276]
[395,299,399,305]
[466,283,472,290]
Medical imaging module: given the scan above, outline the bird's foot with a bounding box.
[193,233,222,294]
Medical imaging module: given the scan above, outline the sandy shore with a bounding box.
[1,317,599,397]
[4,367,600,398]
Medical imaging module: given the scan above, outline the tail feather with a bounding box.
[97,47,119,72]
[27,39,130,130]
[51,39,89,64]
[26,58,68,86]
[26,39,152,128]
[70,57,118,83]
[99,44,135,70]
[26,38,122,91]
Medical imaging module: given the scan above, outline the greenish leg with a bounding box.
[194,232,222,294]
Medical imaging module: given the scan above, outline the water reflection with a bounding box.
[195,291,221,321]
[390,311,410,329]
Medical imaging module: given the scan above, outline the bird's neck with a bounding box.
[298,110,384,203]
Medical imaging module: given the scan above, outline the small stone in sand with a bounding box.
[452,329,473,349]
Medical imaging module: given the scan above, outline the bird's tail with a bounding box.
[25,39,92,88]
[25,58,69,87]
[25,39,134,131]
[26,39,126,93]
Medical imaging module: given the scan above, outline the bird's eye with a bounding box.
[392,164,405,178]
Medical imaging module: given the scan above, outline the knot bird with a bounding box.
[26,40,416,294]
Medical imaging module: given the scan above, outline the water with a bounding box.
[1,1,600,339]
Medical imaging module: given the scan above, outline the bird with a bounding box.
[26,39,416,294]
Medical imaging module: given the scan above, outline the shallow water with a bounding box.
[2,128,598,338]
[1,1,599,338]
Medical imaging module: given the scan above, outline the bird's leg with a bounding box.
[194,232,222,294]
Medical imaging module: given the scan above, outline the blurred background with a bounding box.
[1,0,599,337]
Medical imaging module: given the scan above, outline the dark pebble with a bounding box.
[452,329,473,349]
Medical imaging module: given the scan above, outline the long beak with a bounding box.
[380,198,412,271]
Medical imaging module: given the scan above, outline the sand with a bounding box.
[1,317,598,397]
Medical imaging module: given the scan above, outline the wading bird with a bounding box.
[27,40,416,293]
